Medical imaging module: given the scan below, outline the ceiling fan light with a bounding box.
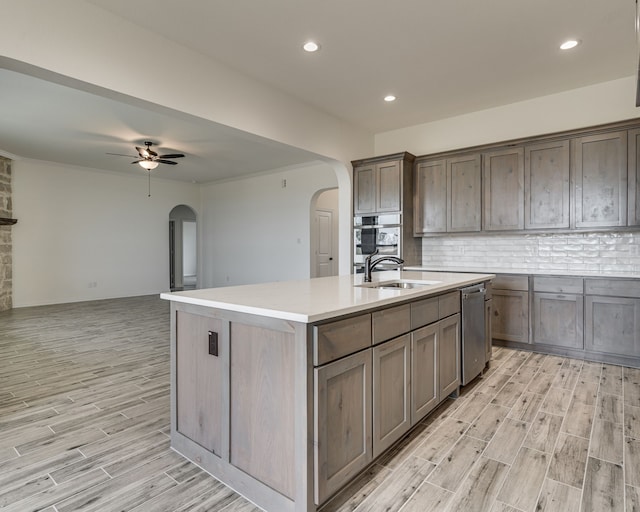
[139,160,159,170]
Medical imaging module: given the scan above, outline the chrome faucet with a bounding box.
[364,249,404,282]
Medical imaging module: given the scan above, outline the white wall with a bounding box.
[375,76,640,156]
[12,159,199,306]
[201,162,338,287]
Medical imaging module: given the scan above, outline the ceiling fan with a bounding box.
[108,141,185,170]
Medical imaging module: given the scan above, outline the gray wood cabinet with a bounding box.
[411,323,438,424]
[372,334,411,458]
[175,311,226,456]
[585,296,640,358]
[314,349,372,504]
[353,160,401,214]
[439,313,460,397]
[532,293,584,349]
[524,140,570,229]
[628,128,640,226]
[353,164,376,214]
[414,159,447,233]
[483,147,525,231]
[584,278,640,359]
[414,154,481,235]
[572,131,627,228]
[531,277,584,350]
[491,276,529,343]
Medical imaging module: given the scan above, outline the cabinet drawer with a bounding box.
[410,296,439,330]
[373,304,411,345]
[533,276,583,294]
[439,291,460,318]
[585,278,640,298]
[313,313,372,366]
[493,275,529,291]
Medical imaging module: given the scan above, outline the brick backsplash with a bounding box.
[421,232,640,274]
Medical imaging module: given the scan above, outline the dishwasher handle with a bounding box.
[462,287,486,300]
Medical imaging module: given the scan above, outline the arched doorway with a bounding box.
[169,205,197,291]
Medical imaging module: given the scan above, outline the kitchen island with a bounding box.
[161,270,493,512]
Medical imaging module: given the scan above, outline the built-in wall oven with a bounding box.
[353,214,402,273]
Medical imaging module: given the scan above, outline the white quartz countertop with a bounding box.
[404,266,640,279]
[160,270,495,323]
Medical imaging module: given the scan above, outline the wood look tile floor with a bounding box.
[1,295,638,511]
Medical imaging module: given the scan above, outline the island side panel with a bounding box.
[230,322,296,498]
[169,301,314,512]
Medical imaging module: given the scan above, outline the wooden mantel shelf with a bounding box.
[0,218,17,226]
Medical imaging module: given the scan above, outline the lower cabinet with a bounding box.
[492,290,529,343]
[439,314,461,397]
[372,334,411,458]
[411,323,438,424]
[532,292,584,349]
[585,295,640,358]
[314,349,372,505]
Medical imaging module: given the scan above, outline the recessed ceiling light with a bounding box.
[384,95,397,102]
[560,39,580,50]
[303,41,320,52]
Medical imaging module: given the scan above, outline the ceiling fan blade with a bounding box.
[136,146,158,158]
[131,160,143,164]
[158,153,184,159]
[157,159,179,165]
[106,152,138,157]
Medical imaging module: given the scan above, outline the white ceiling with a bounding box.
[0,0,637,182]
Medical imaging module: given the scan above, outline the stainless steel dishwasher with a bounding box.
[460,284,487,385]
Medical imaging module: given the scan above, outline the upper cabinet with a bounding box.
[525,140,570,230]
[414,153,481,235]
[412,119,640,237]
[571,131,627,229]
[482,147,524,231]
[628,128,640,226]
[353,153,415,215]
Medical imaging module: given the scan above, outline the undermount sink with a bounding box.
[357,279,442,290]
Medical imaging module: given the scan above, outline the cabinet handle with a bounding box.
[208,331,219,356]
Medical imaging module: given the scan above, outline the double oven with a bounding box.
[353,214,402,274]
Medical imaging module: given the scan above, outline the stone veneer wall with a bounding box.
[0,157,12,310]
[421,231,640,274]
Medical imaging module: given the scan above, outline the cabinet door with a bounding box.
[525,140,570,229]
[572,131,627,228]
[372,334,411,458]
[628,129,640,226]
[492,290,529,343]
[439,314,460,398]
[448,154,482,232]
[176,311,226,456]
[585,295,640,358]
[376,160,401,212]
[314,350,372,505]
[353,165,376,214]
[411,324,438,425]
[483,147,525,231]
[532,292,584,350]
[414,159,447,234]
[485,299,493,363]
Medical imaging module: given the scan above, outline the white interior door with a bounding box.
[315,209,334,277]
